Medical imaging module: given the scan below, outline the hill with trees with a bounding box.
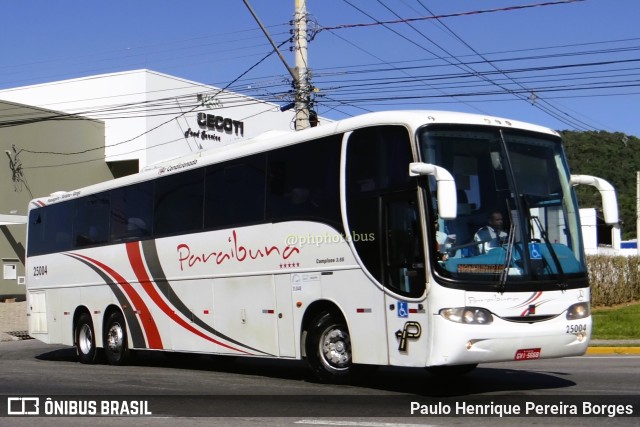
[561,130,639,241]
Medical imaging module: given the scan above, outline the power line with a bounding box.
[0,21,292,89]
[335,0,491,115]
[3,32,636,127]
[3,52,637,130]
[13,39,290,158]
[320,0,585,31]
[308,37,640,76]
[419,0,595,130]
[358,0,589,131]
[316,0,630,130]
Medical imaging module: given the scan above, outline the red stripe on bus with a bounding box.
[73,253,163,349]
[126,242,250,354]
[518,291,543,308]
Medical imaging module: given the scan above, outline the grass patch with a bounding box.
[591,302,640,340]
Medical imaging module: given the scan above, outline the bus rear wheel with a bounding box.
[75,313,98,364]
[305,312,354,383]
[104,311,130,366]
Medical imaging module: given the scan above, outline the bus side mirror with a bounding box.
[410,162,457,219]
[570,174,619,225]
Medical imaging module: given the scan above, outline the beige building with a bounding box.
[0,100,115,299]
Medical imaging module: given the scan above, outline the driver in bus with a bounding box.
[474,210,508,254]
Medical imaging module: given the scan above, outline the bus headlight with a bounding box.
[440,307,493,325]
[566,302,590,320]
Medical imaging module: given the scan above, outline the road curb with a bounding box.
[586,347,640,355]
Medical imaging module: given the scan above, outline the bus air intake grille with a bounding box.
[502,315,558,323]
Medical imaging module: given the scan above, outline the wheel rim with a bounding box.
[107,322,124,354]
[319,325,351,372]
[78,324,93,355]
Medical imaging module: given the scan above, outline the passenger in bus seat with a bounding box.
[473,210,508,254]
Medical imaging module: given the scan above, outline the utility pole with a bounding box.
[243,0,296,84]
[243,0,312,130]
[293,0,310,130]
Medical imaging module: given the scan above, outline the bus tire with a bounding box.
[305,312,353,383]
[75,313,98,364]
[104,311,130,366]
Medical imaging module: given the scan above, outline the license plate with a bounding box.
[515,348,541,361]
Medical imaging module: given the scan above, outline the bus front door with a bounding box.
[381,191,429,366]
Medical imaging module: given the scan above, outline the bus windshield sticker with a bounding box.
[457,264,503,274]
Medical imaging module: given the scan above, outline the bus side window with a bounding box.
[154,169,204,236]
[28,203,74,256]
[204,154,266,230]
[266,135,341,225]
[74,195,110,247]
[110,181,153,242]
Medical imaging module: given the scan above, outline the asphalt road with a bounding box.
[0,340,638,426]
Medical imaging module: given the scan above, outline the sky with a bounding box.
[1,0,639,137]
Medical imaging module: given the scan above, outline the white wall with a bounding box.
[0,71,150,165]
[580,207,627,256]
[580,208,598,255]
[142,71,301,165]
[0,69,323,169]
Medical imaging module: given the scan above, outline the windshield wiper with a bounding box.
[518,194,566,285]
[531,215,567,289]
[498,221,516,292]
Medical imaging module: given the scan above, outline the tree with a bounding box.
[561,130,640,241]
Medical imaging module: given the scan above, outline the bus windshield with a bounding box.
[418,125,587,287]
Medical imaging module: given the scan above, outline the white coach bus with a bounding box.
[25,111,618,382]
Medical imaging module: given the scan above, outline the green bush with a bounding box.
[588,255,640,307]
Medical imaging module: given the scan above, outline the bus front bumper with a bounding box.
[427,316,591,366]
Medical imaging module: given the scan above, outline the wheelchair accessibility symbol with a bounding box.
[397,301,408,318]
[529,242,542,260]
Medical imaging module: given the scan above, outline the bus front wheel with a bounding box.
[104,311,130,366]
[305,312,353,383]
[75,313,98,364]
